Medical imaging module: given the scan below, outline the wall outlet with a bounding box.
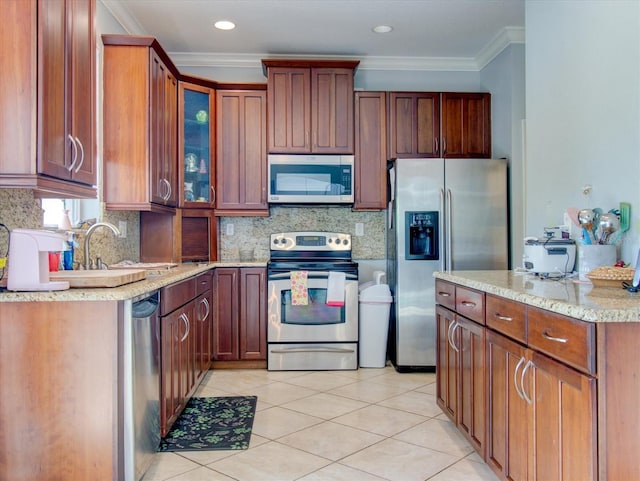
[118,220,127,238]
[355,223,364,236]
[226,223,234,236]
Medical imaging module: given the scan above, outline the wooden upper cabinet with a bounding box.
[267,68,311,153]
[0,0,97,198]
[388,92,440,159]
[215,89,268,215]
[441,92,491,158]
[354,91,387,210]
[263,60,358,154]
[102,35,179,213]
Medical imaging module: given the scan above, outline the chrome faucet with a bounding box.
[83,222,121,270]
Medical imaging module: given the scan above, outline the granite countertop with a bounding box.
[0,261,267,303]
[435,270,640,323]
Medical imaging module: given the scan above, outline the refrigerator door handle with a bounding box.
[440,187,445,272]
[446,188,453,271]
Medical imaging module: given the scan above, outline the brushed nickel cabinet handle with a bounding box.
[494,313,513,322]
[461,301,476,307]
[447,321,459,352]
[434,137,439,155]
[74,136,85,173]
[199,297,210,321]
[438,292,451,297]
[513,356,525,400]
[67,135,78,172]
[542,330,568,343]
[521,360,533,404]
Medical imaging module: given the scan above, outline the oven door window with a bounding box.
[282,288,344,325]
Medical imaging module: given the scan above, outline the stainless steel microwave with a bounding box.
[267,154,354,204]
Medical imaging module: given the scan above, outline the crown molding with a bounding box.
[100,0,147,35]
[168,52,482,72]
[475,26,525,70]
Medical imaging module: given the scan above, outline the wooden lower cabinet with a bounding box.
[485,330,529,481]
[436,305,458,420]
[437,305,486,456]
[160,272,213,436]
[213,267,267,365]
[486,330,597,481]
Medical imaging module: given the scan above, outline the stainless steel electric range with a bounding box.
[267,231,359,370]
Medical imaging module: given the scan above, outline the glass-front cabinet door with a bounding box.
[179,82,215,208]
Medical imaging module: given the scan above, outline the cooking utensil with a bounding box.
[578,208,596,244]
[610,202,631,245]
[597,213,619,244]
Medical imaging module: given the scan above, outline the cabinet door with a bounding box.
[354,91,387,210]
[436,305,458,421]
[160,308,185,436]
[216,90,268,213]
[529,352,596,481]
[441,92,491,158]
[38,0,67,179]
[213,268,239,360]
[150,51,178,206]
[67,0,96,185]
[457,317,485,456]
[180,82,215,208]
[311,68,354,153]
[486,330,528,481]
[239,268,267,360]
[267,67,311,153]
[194,290,212,382]
[388,92,440,159]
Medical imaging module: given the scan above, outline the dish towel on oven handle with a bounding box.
[326,271,346,307]
[290,271,308,306]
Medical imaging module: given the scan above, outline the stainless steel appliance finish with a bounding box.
[267,154,354,204]
[267,231,359,370]
[122,290,161,481]
[387,158,509,370]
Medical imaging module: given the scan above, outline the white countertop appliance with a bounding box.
[523,237,576,277]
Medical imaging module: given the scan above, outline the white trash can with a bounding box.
[358,277,393,368]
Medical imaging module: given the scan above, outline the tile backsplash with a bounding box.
[218,206,386,261]
[0,190,386,272]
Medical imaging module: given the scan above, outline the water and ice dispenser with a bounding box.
[405,211,439,260]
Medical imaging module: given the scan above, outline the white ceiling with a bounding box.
[101,0,525,71]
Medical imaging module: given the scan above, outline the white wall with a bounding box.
[525,0,640,264]
[481,44,526,267]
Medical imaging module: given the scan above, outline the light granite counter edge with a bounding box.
[0,262,266,303]
[434,270,640,323]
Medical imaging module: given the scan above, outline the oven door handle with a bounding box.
[270,346,356,354]
[268,272,358,281]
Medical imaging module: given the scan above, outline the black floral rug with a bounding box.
[158,396,257,452]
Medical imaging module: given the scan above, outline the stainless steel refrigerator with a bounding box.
[386,158,509,371]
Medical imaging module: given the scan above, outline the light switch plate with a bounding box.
[118,221,127,238]
[355,223,364,236]
[226,223,234,236]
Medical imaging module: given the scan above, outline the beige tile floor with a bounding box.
[142,366,500,481]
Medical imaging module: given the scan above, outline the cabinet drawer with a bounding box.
[486,294,526,344]
[527,307,595,375]
[455,286,484,324]
[435,280,455,310]
[196,271,212,296]
[161,277,197,315]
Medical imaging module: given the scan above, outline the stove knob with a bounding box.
[343,238,350,246]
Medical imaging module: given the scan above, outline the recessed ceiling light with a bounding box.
[214,20,236,31]
[372,25,393,34]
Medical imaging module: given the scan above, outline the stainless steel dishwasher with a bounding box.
[122,290,161,481]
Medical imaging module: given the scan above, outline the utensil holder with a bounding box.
[577,244,617,280]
